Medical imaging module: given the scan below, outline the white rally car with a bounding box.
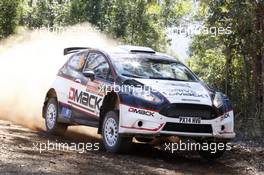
[42,45,235,159]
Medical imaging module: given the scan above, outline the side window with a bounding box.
[84,52,112,80]
[68,53,86,72]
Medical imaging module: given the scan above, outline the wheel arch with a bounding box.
[42,88,58,118]
[98,91,120,134]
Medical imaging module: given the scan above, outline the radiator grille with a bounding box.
[159,104,216,119]
[162,123,213,133]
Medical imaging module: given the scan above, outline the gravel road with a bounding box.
[0,120,263,175]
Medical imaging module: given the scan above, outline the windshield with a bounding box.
[112,56,197,81]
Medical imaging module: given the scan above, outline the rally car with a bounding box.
[42,45,235,159]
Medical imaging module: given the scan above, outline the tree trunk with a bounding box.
[251,1,264,137]
[224,46,232,96]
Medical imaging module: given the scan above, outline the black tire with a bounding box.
[102,111,132,153]
[44,98,68,135]
[198,141,226,160]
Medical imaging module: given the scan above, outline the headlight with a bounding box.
[132,89,161,103]
[213,92,223,107]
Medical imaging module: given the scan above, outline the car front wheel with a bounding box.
[102,111,132,153]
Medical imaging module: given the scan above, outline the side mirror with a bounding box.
[83,70,95,81]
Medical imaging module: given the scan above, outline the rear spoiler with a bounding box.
[63,47,91,55]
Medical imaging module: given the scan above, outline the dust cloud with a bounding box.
[0,23,117,137]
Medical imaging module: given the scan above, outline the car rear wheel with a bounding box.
[44,98,68,135]
[102,111,132,153]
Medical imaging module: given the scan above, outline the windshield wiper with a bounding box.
[121,73,144,78]
[149,76,188,81]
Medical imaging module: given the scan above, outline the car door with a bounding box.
[82,51,114,115]
[67,51,114,127]
[56,52,89,122]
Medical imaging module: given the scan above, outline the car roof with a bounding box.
[104,45,179,62]
[68,45,179,62]
[108,53,177,62]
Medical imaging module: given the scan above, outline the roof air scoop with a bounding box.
[118,45,156,54]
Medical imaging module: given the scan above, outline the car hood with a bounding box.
[133,78,213,106]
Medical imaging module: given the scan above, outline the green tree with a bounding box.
[188,0,264,137]
[0,0,20,39]
[3,0,190,52]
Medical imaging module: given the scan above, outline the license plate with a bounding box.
[179,116,201,124]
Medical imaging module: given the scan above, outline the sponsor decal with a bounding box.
[162,89,208,98]
[61,107,72,119]
[128,107,155,117]
[181,99,201,102]
[85,80,104,95]
[68,87,102,111]
[165,82,191,88]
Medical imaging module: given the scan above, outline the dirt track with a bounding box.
[0,120,263,175]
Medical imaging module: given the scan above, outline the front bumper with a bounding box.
[119,104,235,139]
